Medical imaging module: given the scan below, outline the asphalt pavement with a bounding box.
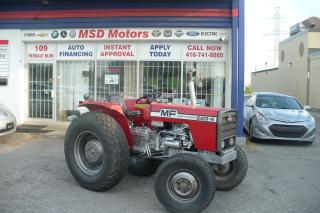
[0,112,319,213]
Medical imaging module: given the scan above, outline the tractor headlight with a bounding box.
[220,140,225,149]
[229,137,235,146]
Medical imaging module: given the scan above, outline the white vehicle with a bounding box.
[0,103,16,136]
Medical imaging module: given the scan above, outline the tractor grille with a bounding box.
[269,124,307,138]
[217,109,237,151]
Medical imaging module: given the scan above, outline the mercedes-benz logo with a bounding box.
[60,31,67,38]
[51,30,59,39]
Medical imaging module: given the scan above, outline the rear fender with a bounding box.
[79,101,133,148]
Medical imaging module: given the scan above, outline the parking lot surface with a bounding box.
[0,112,319,213]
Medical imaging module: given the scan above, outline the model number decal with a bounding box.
[151,109,216,123]
[196,115,216,122]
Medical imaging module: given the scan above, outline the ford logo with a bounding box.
[186,31,200,36]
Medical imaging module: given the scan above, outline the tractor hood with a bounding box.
[149,103,220,122]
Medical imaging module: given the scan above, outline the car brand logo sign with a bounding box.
[69,30,77,38]
[152,30,161,37]
[60,31,67,38]
[164,30,172,37]
[174,30,184,37]
[36,33,48,37]
[51,30,59,39]
[186,31,200,36]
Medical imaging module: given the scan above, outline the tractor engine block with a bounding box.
[130,124,192,156]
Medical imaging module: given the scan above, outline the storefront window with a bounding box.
[139,61,181,102]
[96,61,137,100]
[56,61,95,121]
[183,62,226,107]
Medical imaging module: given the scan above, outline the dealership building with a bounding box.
[0,0,245,136]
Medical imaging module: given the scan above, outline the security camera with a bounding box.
[219,36,226,42]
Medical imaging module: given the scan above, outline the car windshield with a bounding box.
[255,95,302,110]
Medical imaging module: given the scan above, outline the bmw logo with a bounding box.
[51,30,59,39]
[69,30,76,38]
[60,31,67,38]
[186,31,200,36]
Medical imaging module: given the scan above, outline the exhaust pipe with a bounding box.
[187,69,197,106]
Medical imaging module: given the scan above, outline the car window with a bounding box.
[256,95,302,109]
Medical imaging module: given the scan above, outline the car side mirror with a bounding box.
[303,105,311,110]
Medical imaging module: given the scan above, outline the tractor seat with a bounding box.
[109,96,141,117]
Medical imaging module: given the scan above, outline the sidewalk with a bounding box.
[0,122,69,154]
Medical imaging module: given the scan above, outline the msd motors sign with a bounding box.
[22,28,229,41]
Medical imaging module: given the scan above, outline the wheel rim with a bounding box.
[74,131,104,176]
[168,171,200,202]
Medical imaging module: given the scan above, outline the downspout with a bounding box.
[237,0,245,137]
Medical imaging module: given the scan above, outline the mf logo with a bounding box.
[160,109,177,118]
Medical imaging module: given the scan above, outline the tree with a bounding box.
[244,84,251,94]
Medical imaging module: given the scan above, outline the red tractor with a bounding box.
[64,71,248,213]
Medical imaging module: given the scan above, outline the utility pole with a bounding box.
[266,7,287,68]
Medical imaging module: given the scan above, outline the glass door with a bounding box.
[56,61,95,121]
[28,63,53,119]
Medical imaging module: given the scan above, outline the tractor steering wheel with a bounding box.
[136,92,162,104]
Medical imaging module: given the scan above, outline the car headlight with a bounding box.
[256,112,270,125]
[306,116,315,128]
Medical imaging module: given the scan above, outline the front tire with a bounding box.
[64,112,129,191]
[154,153,216,213]
[212,145,248,191]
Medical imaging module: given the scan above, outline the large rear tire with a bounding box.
[212,145,248,191]
[64,112,129,191]
[154,153,216,213]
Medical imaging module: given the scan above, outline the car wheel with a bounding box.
[249,121,256,142]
